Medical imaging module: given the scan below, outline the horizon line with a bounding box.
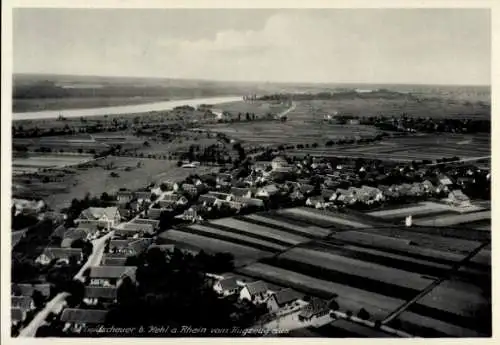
[12,72,492,88]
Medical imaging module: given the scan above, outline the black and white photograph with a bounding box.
[3,1,494,340]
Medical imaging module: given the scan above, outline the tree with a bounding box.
[357,308,370,320]
[32,289,45,308]
[328,299,339,311]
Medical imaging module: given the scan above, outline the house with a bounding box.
[130,218,159,229]
[12,198,46,216]
[253,161,271,172]
[213,277,240,297]
[135,191,152,202]
[216,173,232,185]
[176,206,203,222]
[271,156,289,170]
[35,248,83,265]
[298,298,329,322]
[116,190,134,204]
[447,190,471,207]
[11,296,35,313]
[208,191,232,201]
[214,199,244,211]
[83,286,117,305]
[88,266,137,287]
[61,308,108,333]
[321,189,335,200]
[114,222,155,237]
[360,185,384,202]
[421,180,436,194]
[101,254,128,266]
[256,184,279,198]
[198,194,218,207]
[290,189,305,201]
[267,288,303,313]
[162,180,180,192]
[61,229,92,248]
[306,196,327,209]
[239,281,269,304]
[109,238,152,256]
[233,197,265,208]
[147,207,163,220]
[231,187,253,199]
[175,195,189,206]
[75,207,121,231]
[11,284,51,298]
[11,307,25,325]
[299,184,315,195]
[182,183,199,197]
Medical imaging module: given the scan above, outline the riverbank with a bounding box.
[13,96,242,121]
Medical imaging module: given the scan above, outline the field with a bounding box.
[12,153,95,174]
[154,202,490,337]
[12,156,219,210]
[277,208,373,228]
[366,201,490,228]
[216,100,290,117]
[288,133,490,161]
[158,229,273,266]
[413,211,491,227]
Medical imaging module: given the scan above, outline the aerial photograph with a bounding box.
[8,6,491,338]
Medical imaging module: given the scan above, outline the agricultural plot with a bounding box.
[209,218,309,245]
[290,133,490,161]
[12,153,95,172]
[158,229,271,266]
[361,227,483,254]
[241,214,332,238]
[216,100,289,118]
[367,202,456,219]
[278,247,433,291]
[328,231,468,264]
[391,311,486,337]
[305,242,454,278]
[187,224,288,252]
[413,211,491,227]
[277,208,370,229]
[237,263,405,320]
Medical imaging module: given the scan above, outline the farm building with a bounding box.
[198,194,218,207]
[35,247,83,265]
[75,207,121,231]
[306,196,328,209]
[213,277,240,297]
[83,286,118,305]
[256,184,280,198]
[181,183,199,197]
[267,288,303,313]
[88,266,137,287]
[239,281,269,304]
[298,298,329,322]
[101,254,128,266]
[447,190,472,207]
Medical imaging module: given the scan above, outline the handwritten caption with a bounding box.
[84,325,289,336]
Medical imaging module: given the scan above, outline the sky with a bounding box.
[13,8,491,85]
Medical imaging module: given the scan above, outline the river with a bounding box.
[12,96,243,121]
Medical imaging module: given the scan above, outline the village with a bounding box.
[11,148,491,337]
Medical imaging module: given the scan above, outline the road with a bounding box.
[19,231,115,337]
[262,308,414,338]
